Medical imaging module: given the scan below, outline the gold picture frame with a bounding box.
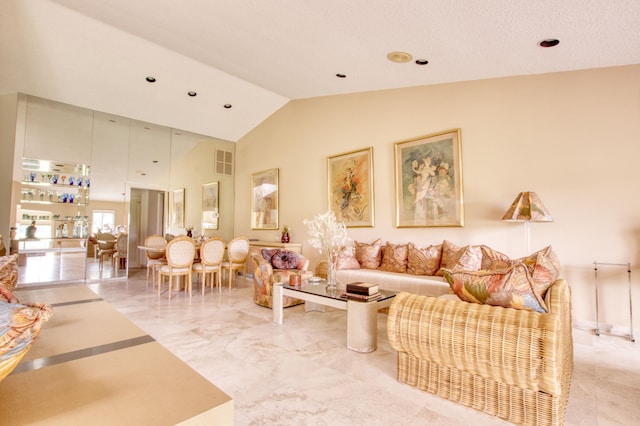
[327,147,374,227]
[394,129,464,227]
[202,182,219,230]
[171,188,185,229]
[251,168,279,230]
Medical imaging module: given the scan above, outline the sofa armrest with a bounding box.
[387,279,572,396]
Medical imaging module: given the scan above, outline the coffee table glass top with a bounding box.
[283,281,397,303]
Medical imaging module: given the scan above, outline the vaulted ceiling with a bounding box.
[2,0,639,142]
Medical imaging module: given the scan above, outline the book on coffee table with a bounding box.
[346,282,380,296]
[340,292,382,302]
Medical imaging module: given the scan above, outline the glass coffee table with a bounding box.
[272,280,397,353]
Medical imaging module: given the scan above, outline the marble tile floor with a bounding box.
[32,270,640,425]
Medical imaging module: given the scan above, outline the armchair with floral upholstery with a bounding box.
[251,252,311,308]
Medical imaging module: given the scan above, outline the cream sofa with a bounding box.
[335,268,449,296]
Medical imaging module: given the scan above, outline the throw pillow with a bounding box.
[261,248,281,263]
[438,241,482,275]
[442,263,549,313]
[355,238,382,269]
[336,247,360,270]
[378,242,408,273]
[0,255,19,291]
[271,250,299,270]
[407,243,442,275]
[480,245,513,270]
[515,245,561,304]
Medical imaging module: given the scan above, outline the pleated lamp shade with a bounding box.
[501,192,553,222]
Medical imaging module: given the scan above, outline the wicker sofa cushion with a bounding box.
[407,243,442,275]
[516,245,561,300]
[443,263,549,312]
[378,242,408,273]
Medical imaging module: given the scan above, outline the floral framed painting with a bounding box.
[394,129,464,227]
[251,168,279,230]
[202,182,219,230]
[327,147,374,227]
[171,188,185,229]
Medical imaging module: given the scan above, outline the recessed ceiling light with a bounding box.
[336,73,347,78]
[152,160,158,163]
[539,39,560,48]
[145,76,156,83]
[415,59,429,66]
[387,51,413,63]
[223,104,232,109]
[187,91,197,97]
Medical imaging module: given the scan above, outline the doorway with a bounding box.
[129,188,166,271]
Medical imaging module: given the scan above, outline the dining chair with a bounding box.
[96,232,117,276]
[144,234,167,288]
[192,237,225,294]
[112,233,128,272]
[157,236,196,299]
[220,237,250,289]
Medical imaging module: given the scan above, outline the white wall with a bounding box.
[235,64,640,333]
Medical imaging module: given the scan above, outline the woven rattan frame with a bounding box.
[387,279,573,425]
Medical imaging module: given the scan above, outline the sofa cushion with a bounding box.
[480,245,513,270]
[378,242,408,273]
[261,248,281,263]
[516,245,560,303]
[271,250,299,270]
[407,243,442,275]
[355,238,382,269]
[0,255,19,291]
[336,247,360,270]
[438,241,482,275]
[442,263,549,313]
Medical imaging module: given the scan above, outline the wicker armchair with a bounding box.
[387,279,573,426]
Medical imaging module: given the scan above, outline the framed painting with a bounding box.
[202,182,219,230]
[394,129,464,227]
[327,147,374,227]
[251,168,279,230]
[171,188,185,229]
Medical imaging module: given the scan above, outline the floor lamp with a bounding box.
[501,191,553,254]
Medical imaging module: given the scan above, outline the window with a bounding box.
[92,210,115,234]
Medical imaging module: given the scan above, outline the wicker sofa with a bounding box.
[387,278,573,425]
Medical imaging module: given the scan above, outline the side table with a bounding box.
[593,261,634,342]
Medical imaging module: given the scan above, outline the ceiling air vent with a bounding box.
[215,149,233,176]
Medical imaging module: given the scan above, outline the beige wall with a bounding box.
[235,64,640,333]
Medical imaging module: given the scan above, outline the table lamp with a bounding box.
[501,191,553,253]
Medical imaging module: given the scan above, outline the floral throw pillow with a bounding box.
[515,245,561,303]
[336,247,360,270]
[442,263,549,313]
[378,242,408,273]
[355,238,382,269]
[437,240,482,275]
[261,248,281,263]
[480,245,513,270]
[407,243,442,275]
[271,250,299,270]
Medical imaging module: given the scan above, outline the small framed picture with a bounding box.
[171,188,185,229]
[251,168,278,230]
[202,182,219,230]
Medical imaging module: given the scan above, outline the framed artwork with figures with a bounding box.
[394,129,464,227]
[327,147,374,227]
